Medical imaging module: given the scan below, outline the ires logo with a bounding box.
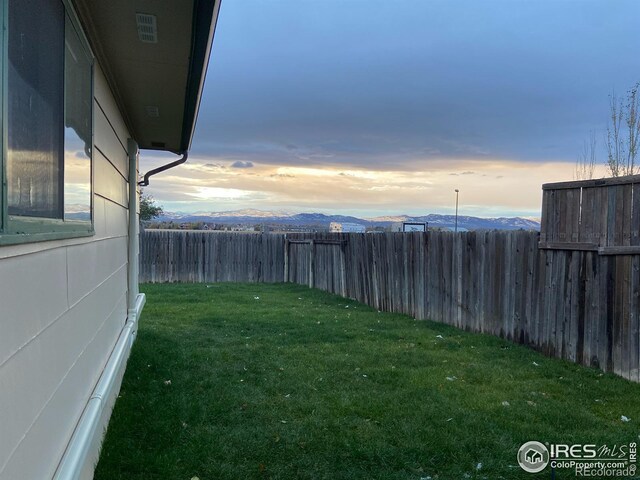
[550,444,629,459]
[519,441,637,476]
[550,444,597,459]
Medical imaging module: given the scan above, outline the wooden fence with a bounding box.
[139,231,284,283]
[140,229,640,382]
[540,174,640,254]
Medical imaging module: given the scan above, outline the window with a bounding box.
[0,0,93,244]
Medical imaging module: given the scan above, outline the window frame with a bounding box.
[0,0,95,246]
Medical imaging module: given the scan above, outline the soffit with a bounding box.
[73,0,217,153]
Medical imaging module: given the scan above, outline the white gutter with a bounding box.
[53,139,145,480]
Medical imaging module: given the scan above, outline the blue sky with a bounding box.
[141,0,640,218]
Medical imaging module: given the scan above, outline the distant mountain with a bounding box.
[156,209,540,231]
[191,208,294,218]
[368,214,540,231]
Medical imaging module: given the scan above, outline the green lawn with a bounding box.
[95,283,640,480]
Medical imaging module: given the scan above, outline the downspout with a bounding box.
[128,138,141,317]
[138,151,188,187]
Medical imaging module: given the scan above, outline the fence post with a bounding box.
[340,240,347,297]
[284,237,289,283]
[309,239,315,288]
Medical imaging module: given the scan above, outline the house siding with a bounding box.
[0,65,134,479]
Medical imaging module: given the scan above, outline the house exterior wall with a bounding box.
[0,65,134,480]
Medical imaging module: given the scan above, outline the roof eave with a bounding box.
[178,0,222,154]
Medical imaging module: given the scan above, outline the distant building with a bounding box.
[391,222,428,232]
[330,222,366,233]
[403,222,427,232]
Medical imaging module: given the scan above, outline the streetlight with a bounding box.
[454,189,459,233]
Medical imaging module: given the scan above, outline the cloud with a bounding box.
[191,0,640,174]
[140,155,591,218]
[147,0,638,217]
[230,161,254,169]
[270,173,295,178]
[294,152,335,161]
[189,187,253,200]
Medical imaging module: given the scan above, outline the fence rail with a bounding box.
[140,230,640,382]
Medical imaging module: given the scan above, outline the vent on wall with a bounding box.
[136,13,158,43]
[145,105,160,118]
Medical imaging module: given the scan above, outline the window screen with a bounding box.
[7,0,65,219]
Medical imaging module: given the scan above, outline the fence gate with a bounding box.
[284,237,348,296]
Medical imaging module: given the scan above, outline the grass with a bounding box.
[95,283,640,480]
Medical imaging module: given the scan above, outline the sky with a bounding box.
[140,0,640,218]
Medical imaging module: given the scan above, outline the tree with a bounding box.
[139,193,164,222]
[575,130,597,180]
[605,82,640,177]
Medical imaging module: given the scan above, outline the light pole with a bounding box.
[454,189,459,233]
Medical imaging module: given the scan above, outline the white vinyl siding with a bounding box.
[0,64,134,480]
[94,107,128,181]
[95,150,128,209]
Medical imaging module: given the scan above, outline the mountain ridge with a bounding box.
[157,209,540,231]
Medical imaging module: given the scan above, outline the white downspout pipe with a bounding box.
[127,138,140,318]
[53,139,146,480]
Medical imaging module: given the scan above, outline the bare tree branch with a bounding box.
[605,82,640,177]
[575,130,597,180]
